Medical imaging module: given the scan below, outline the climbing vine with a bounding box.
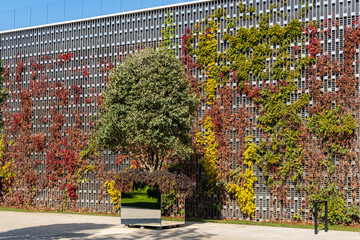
[196,9,225,104]
[196,116,218,190]
[104,180,121,210]
[0,135,15,199]
[0,0,359,223]
[226,137,257,217]
[185,2,360,222]
[0,51,112,210]
[161,12,177,52]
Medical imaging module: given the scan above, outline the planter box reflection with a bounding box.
[121,185,185,228]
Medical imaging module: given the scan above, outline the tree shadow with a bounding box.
[0,221,216,240]
[117,226,216,240]
[0,223,115,240]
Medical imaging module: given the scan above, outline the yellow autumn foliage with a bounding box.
[0,135,4,159]
[227,137,257,217]
[197,19,219,105]
[197,116,218,189]
[0,135,16,195]
[104,180,121,210]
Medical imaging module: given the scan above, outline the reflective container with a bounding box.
[121,185,185,228]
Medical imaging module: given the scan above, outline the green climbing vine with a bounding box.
[185,1,360,223]
[196,9,225,104]
[161,12,177,53]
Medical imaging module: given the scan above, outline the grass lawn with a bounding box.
[0,206,118,217]
[186,218,360,232]
[121,186,160,209]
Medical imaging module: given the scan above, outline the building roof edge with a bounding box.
[0,0,212,34]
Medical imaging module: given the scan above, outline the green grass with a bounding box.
[186,218,360,232]
[122,186,160,209]
[0,206,118,217]
[162,216,185,222]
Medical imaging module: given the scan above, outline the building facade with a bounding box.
[1,0,359,221]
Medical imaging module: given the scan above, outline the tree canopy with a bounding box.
[96,48,198,171]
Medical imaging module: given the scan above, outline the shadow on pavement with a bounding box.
[110,226,216,240]
[0,223,115,240]
[0,221,216,239]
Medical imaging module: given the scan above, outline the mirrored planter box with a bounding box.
[121,185,185,228]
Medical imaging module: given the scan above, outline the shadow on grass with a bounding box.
[0,223,115,240]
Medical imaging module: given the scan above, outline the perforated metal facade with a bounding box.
[0,0,359,220]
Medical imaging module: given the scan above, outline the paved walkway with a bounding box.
[0,211,359,240]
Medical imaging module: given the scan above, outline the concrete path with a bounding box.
[0,211,359,240]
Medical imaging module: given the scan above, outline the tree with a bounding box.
[96,48,198,172]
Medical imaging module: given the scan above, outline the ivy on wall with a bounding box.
[226,137,257,217]
[195,9,224,105]
[104,180,121,210]
[196,116,219,190]
[185,1,360,222]
[161,12,177,52]
[1,52,110,210]
[0,135,16,198]
[0,1,359,223]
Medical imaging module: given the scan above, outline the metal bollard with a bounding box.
[313,201,328,234]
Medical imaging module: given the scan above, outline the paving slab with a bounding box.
[0,211,359,240]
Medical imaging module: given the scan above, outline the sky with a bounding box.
[0,0,196,31]
[1,0,56,11]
